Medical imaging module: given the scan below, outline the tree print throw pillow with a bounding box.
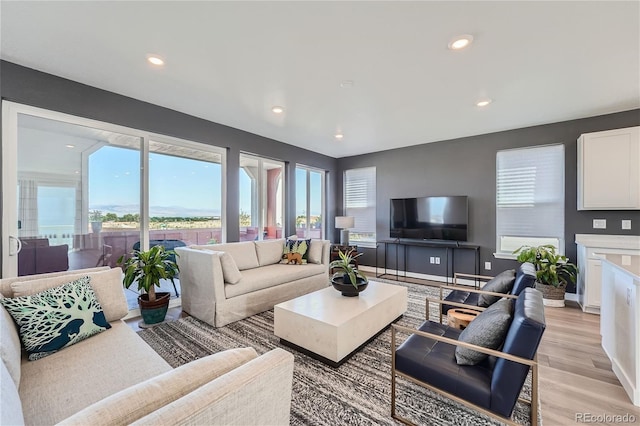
[0,276,111,360]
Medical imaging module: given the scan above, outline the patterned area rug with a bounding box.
[138,279,539,425]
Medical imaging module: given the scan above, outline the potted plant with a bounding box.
[514,244,578,307]
[117,245,179,325]
[329,249,369,297]
[89,210,104,233]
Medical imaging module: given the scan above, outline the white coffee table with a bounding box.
[274,280,407,367]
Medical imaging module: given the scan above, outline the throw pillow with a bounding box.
[281,238,311,265]
[455,298,513,365]
[219,252,243,284]
[478,269,516,307]
[307,240,324,264]
[0,276,111,361]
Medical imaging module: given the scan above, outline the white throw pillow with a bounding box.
[255,239,285,266]
[0,361,24,426]
[307,240,324,264]
[204,242,259,271]
[220,252,243,284]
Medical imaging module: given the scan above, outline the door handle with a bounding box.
[8,236,22,256]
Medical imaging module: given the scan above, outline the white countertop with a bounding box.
[575,234,640,250]
[596,253,640,280]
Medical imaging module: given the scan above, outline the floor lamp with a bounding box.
[335,216,355,246]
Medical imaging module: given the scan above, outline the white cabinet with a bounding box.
[577,126,640,210]
[575,234,640,314]
[599,254,640,406]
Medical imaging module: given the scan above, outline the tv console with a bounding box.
[376,238,480,285]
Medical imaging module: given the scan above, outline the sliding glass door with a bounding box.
[148,139,224,246]
[4,110,142,277]
[2,102,226,306]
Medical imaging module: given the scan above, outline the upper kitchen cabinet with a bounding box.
[577,126,640,210]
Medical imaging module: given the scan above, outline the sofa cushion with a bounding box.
[193,242,259,271]
[10,268,128,322]
[455,298,514,365]
[225,263,326,298]
[1,360,24,426]
[58,347,258,426]
[255,239,285,266]
[19,321,171,425]
[395,320,492,409]
[1,276,112,360]
[0,266,110,298]
[307,240,324,264]
[281,239,311,265]
[478,269,516,307]
[220,252,243,284]
[0,295,22,386]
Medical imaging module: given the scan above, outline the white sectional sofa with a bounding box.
[0,267,294,426]
[176,239,330,327]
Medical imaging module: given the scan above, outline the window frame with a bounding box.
[494,144,565,260]
[295,164,326,240]
[343,166,377,248]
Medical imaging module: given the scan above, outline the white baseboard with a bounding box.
[358,265,478,287]
[360,265,580,300]
[565,293,578,302]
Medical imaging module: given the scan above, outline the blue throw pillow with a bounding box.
[0,276,111,360]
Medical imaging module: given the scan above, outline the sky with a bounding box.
[87,146,322,218]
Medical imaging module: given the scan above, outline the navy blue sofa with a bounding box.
[392,287,545,425]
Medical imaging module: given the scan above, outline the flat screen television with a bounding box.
[390,196,468,241]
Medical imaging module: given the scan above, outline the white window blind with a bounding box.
[496,144,565,257]
[344,167,376,247]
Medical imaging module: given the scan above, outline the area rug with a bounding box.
[138,279,540,425]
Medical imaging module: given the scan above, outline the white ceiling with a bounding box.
[1,1,639,158]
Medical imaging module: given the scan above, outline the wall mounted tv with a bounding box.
[390,196,468,241]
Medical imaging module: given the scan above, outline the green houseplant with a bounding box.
[89,210,104,234]
[117,245,179,325]
[329,249,369,297]
[513,244,578,307]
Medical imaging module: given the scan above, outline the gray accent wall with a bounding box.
[338,109,640,292]
[0,60,338,246]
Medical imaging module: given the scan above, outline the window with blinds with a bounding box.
[344,167,376,247]
[496,144,565,257]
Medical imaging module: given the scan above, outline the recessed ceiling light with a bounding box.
[74,170,80,174]
[335,133,344,140]
[65,144,75,148]
[340,80,355,88]
[146,55,165,66]
[476,99,493,107]
[271,106,284,114]
[448,34,474,50]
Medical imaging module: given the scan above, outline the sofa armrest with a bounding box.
[175,247,227,326]
[131,348,295,426]
[392,324,536,367]
[58,347,259,426]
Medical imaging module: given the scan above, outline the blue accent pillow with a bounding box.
[282,238,312,264]
[0,276,111,360]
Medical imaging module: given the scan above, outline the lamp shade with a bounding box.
[335,216,355,229]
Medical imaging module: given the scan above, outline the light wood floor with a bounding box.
[538,300,640,425]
